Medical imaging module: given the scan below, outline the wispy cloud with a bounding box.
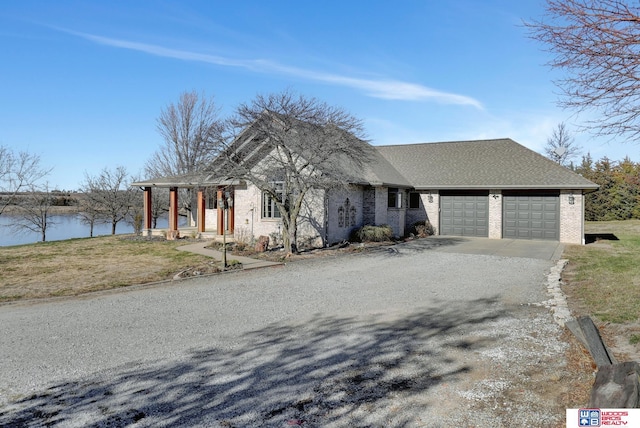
[66,29,483,109]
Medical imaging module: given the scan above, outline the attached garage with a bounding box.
[440,191,489,237]
[503,192,559,240]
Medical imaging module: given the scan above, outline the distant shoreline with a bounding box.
[1,205,78,215]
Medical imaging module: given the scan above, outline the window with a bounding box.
[409,192,420,209]
[262,182,283,218]
[388,188,402,208]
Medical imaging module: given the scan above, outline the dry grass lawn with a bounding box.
[562,219,640,362]
[0,236,213,302]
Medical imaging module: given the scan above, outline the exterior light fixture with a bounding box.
[492,194,500,199]
[568,193,575,205]
[428,192,433,203]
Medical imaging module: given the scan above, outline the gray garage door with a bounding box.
[440,192,488,237]
[503,193,559,240]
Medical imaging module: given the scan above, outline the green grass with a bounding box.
[563,220,640,324]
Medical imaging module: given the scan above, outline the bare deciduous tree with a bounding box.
[77,196,102,238]
[220,90,374,254]
[527,0,640,141]
[11,183,57,242]
[0,145,50,216]
[149,187,169,229]
[544,122,582,165]
[146,91,225,216]
[80,166,137,235]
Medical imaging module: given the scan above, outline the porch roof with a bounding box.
[131,172,243,188]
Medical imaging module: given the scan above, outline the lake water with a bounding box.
[0,214,176,247]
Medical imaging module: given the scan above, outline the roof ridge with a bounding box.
[374,138,513,148]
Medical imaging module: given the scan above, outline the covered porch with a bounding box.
[132,176,239,241]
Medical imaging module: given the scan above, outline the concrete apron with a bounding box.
[428,236,565,260]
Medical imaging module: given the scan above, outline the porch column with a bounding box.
[143,187,152,230]
[169,187,179,231]
[228,199,235,232]
[197,188,206,233]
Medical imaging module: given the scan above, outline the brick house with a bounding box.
[133,133,598,246]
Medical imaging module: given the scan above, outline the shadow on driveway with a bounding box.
[0,298,503,427]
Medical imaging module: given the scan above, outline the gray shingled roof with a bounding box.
[374,138,598,190]
[133,137,598,191]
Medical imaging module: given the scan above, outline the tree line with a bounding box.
[541,122,640,222]
[574,155,640,222]
[0,157,147,241]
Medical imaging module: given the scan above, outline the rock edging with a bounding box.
[542,258,572,327]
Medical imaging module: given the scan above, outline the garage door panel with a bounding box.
[440,194,489,237]
[503,194,559,240]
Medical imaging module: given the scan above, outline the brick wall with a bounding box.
[405,190,438,235]
[560,190,584,244]
[224,183,326,248]
[488,190,502,239]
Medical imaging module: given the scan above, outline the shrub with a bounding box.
[349,224,393,242]
[234,226,253,248]
[410,220,435,238]
[226,259,242,269]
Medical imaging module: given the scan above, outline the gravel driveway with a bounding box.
[0,240,571,427]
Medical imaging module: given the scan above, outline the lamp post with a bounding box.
[220,190,233,268]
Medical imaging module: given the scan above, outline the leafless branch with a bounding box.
[544,122,583,165]
[80,166,138,235]
[527,0,640,141]
[10,183,57,242]
[219,89,374,254]
[0,146,51,216]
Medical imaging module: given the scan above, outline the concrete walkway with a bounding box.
[176,242,283,270]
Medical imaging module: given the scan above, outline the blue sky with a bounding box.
[0,1,635,191]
